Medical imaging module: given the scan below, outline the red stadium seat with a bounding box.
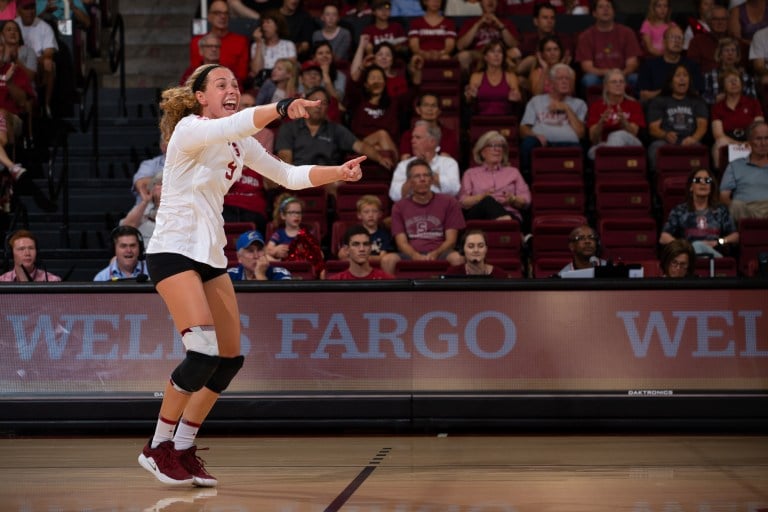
[324,259,350,274]
[594,179,652,219]
[431,87,462,116]
[464,219,522,259]
[593,146,647,183]
[335,183,390,221]
[487,257,524,278]
[531,257,571,278]
[530,180,585,217]
[632,259,662,277]
[693,256,738,277]
[529,213,588,266]
[659,175,688,220]
[654,145,709,196]
[531,146,583,182]
[420,60,462,91]
[738,218,768,276]
[598,216,658,262]
[468,115,519,150]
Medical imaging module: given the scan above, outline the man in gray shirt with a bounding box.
[720,120,768,222]
[275,86,392,194]
[519,63,587,176]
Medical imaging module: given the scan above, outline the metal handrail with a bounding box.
[47,121,70,249]
[78,68,98,179]
[107,12,126,117]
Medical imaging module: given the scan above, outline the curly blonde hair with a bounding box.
[159,64,219,145]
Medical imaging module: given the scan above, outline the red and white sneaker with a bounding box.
[177,445,218,487]
[138,440,194,486]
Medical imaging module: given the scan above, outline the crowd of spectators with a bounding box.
[130,0,768,278]
[5,0,768,280]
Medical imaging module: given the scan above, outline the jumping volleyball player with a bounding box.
[138,64,365,486]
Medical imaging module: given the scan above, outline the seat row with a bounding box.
[222,216,768,279]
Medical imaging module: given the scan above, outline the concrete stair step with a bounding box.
[119,1,193,15]
[122,14,192,45]
[102,70,182,90]
[33,228,112,251]
[19,191,133,216]
[36,248,113,281]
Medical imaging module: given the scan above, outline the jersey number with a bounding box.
[226,161,236,180]
[226,142,241,180]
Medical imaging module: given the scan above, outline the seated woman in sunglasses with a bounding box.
[659,168,739,258]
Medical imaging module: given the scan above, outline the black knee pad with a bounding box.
[171,351,221,393]
[205,355,244,394]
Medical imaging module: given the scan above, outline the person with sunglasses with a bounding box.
[559,224,606,275]
[660,168,738,258]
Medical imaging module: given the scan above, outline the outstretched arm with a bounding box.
[308,155,366,187]
[251,97,318,128]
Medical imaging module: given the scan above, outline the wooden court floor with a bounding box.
[0,435,766,511]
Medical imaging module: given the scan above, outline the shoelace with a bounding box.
[152,443,186,476]
[180,446,210,474]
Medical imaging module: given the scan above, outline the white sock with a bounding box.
[173,418,201,450]
[150,415,177,448]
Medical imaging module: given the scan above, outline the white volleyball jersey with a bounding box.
[147,108,314,268]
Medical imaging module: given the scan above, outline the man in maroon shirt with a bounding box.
[390,159,465,265]
[687,5,731,73]
[517,2,576,77]
[575,0,642,93]
[455,0,519,73]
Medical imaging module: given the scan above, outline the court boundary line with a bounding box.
[324,447,391,512]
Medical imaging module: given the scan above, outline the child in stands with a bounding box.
[640,0,677,57]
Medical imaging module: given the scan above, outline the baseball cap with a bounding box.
[300,60,322,74]
[18,0,36,8]
[371,0,391,9]
[236,230,265,251]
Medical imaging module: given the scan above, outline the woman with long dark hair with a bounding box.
[646,64,708,170]
[660,167,738,258]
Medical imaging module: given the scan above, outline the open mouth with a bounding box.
[224,98,238,112]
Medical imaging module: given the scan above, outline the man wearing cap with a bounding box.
[228,230,292,281]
